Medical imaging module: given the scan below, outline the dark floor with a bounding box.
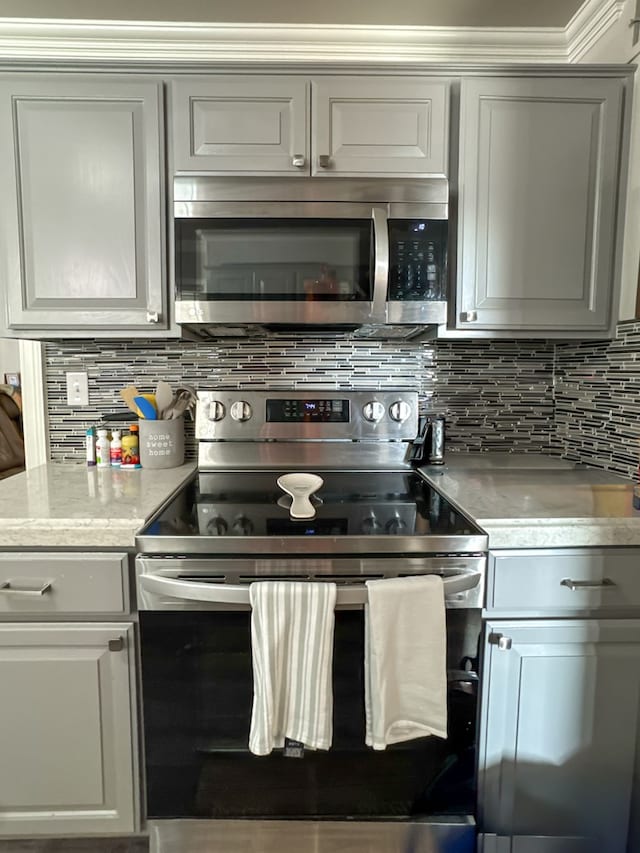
[0,839,148,853]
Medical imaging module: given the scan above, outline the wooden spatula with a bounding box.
[120,385,142,417]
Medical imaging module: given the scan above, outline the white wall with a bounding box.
[578,0,640,320]
[0,0,584,27]
[0,338,20,379]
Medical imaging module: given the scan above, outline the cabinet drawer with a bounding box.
[489,549,640,612]
[0,553,129,615]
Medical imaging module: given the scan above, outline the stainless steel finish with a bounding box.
[146,310,160,323]
[108,637,124,652]
[197,440,417,471]
[362,400,385,422]
[207,400,225,421]
[429,416,446,464]
[460,310,478,322]
[136,555,486,611]
[176,299,376,327]
[387,299,448,325]
[560,577,616,591]
[488,632,513,651]
[195,390,419,443]
[149,817,476,853]
[173,176,449,206]
[0,579,52,596]
[292,153,305,167]
[371,206,389,323]
[229,400,252,422]
[138,527,488,557]
[139,571,482,608]
[173,176,448,337]
[389,399,412,423]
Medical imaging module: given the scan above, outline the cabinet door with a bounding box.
[312,77,449,177]
[0,76,167,333]
[457,77,624,332]
[479,620,640,853]
[0,623,136,835]
[170,76,308,175]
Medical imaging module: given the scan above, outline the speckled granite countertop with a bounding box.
[1,456,638,551]
[0,463,196,548]
[421,454,640,548]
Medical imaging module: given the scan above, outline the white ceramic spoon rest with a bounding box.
[276,473,324,519]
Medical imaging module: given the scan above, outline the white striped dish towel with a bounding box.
[365,575,447,750]
[249,580,337,756]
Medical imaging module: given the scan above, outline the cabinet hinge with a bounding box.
[488,632,512,651]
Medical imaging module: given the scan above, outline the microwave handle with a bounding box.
[370,207,389,324]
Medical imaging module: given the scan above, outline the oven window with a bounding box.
[140,609,480,820]
[176,218,372,302]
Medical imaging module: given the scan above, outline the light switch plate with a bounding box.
[66,371,89,406]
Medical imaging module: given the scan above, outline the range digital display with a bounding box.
[266,399,349,423]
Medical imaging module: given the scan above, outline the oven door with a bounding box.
[174,203,389,328]
[137,557,481,852]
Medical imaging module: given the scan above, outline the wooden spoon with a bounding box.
[120,385,142,417]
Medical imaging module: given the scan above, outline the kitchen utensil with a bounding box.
[120,385,142,417]
[134,396,158,420]
[277,473,324,519]
[155,381,174,419]
[164,389,193,420]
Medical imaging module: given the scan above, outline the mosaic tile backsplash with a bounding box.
[44,321,640,479]
[553,320,640,480]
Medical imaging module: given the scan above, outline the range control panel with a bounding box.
[195,390,419,442]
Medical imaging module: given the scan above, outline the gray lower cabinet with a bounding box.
[0,622,136,835]
[478,618,640,853]
[170,74,449,177]
[456,76,626,336]
[0,75,168,337]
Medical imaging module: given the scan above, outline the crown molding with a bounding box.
[0,18,575,64]
[566,0,626,62]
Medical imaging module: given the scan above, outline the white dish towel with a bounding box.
[249,580,337,756]
[365,575,447,750]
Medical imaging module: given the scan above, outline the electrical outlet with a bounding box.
[66,371,89,406]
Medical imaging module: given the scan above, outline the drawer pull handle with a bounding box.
[108,637,124,652]
[0,580,52,596]
[560,578,616,591]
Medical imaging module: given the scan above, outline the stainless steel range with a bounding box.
[135,390,488,853]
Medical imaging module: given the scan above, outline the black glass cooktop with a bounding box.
[137,471,486,555]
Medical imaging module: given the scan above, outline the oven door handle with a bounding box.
[138,571,481,606]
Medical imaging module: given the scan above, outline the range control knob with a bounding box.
[385,516,407,534]
[206,516,228,536]
[361,514,383,535]
[230,400,252,422]
[362,401,385,423]
[208,400,226,421]
[232,515,254,536]
[389,400,412,423]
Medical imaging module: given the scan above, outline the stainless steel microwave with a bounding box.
[173,177,448,339]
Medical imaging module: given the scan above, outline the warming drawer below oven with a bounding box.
[149,817,476,852]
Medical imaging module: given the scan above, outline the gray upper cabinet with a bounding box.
[0,75,167,336]
[170,75,449,177]
[170,76,308,175]
[311,77,449,177]
[456,76,625,334]
[0,622,136,835]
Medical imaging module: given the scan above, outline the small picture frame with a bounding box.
[3,372,21,388]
